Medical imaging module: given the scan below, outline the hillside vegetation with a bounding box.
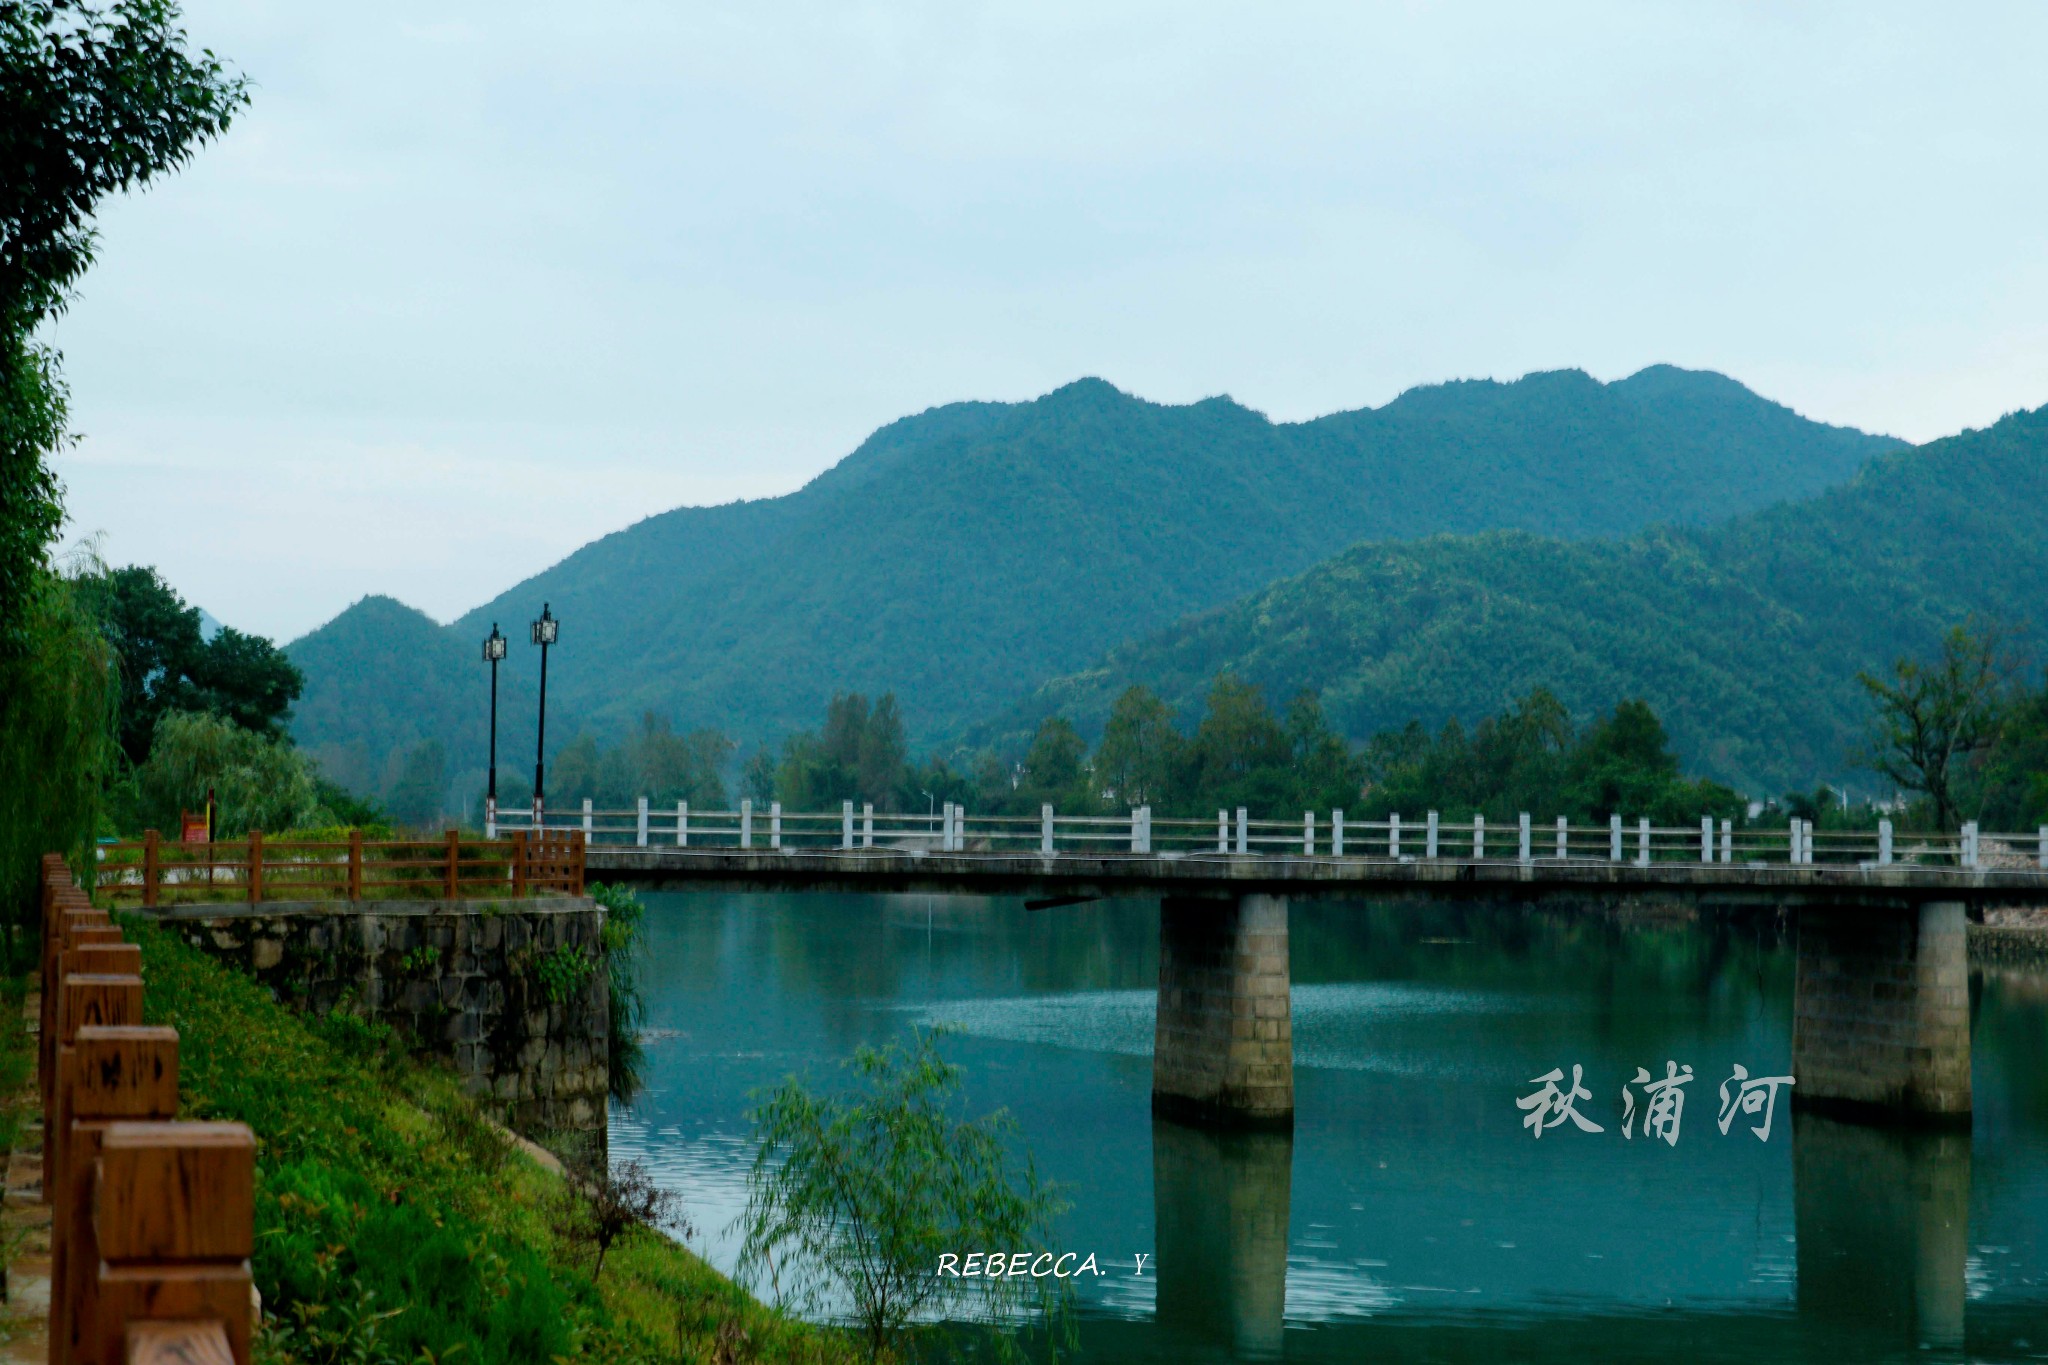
[996,405,2048,794]
[286,367,1894,810]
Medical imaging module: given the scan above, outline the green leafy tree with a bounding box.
[1,0,246,652]
[1094,685,1180,810]
[383,738,447,831]
[133,710,326,836]
[76,564,302,765]
[1857,623,2019,831]
[737,1030,1074,1364]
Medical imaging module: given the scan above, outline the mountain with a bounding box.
[994,405,2048,795]
[286,366,1899,804]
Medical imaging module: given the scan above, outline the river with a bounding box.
[609,892,2048,1362]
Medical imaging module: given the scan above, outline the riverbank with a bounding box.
[115,913,851,1363]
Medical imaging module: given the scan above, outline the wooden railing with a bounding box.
[93,827,585,909]
[38,853,255,1365]
[493,798,2037,872]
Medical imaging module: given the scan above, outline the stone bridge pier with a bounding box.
[1153,893,1294,1128]
[1792,901,1971,1123]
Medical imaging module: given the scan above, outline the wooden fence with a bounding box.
[93,827,585,909]
[493,798,2039,871]
[39,852,255,1365]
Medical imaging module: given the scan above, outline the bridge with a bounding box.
[498,797,2048,1131]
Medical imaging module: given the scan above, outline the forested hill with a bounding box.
[996,405,2048,795]
[288,366,1895,801]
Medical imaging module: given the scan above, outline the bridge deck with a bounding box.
[586,846,2048,908]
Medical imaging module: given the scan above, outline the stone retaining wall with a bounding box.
[144,897,607,1146]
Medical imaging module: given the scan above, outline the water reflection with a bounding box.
[615,892,2048,1363]
[1152,1119,1293,1361]
[1794,1111,1970,1355]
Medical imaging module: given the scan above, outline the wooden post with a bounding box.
[1236,807,1249,856]
[582,797,593,839]
[1701,816,1714,864]
[1301,811,1313,856]
[52,1026,180,1365]
[1637,817,1651,868]
[511,830,528,896]
[1557,815,1568,860]
[862,802,873,849]
[842,800,854,850]
[637,796,650,847]
[740,799,753,849]
[48,973,145,1245]
[677,800,688,848]
[1426,810,1439,860]
[1044,805,1056,855]
[1721,818,1733,864]
[1333,809,1345,858]
[245,831,263,904]
[1609,814,1623,862]
[771,801,782,850]
[1388,812,1399,859]
[444,829,459,900]
[1473,814,1484,859]
[126,1323,235,1365]
[348,829,363,901]
[141,831,159,909]
[1518,812,1531,864]
[88,1121,256,1365]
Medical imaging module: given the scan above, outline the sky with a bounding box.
[46,2,2048,643]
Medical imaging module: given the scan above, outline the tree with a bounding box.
[383,738,447,830]
[132,710,325,836]
[1857,623,2020,831]
[737,1031,1073,1364]
[1095,685,1180,809]
[76,564,302,765]
[550,1158,686,1281]
[1,1,246,652]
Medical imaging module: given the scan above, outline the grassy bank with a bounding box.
[122,913,852,1364]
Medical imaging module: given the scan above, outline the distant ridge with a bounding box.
[286,366,1899,803]
[989,406,2048,794]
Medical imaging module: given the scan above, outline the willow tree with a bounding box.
[0,1,246,934]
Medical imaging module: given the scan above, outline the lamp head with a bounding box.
[483,623,507,662]
[531,602,558,646]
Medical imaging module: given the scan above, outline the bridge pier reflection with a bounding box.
[1795,1110,1970,1354]
[1152,1116,1293,1361]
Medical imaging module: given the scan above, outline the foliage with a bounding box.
[737,1029,1074,1364]
[773,693,909,811]
[288,367,1896,801]
[0,570,116,947]
[552,1159,690,1281]
[73,564,303,766]
[496,711,732,824]
[122,912,856,1364]
[0,0,247,652]
[127,709,328,837]
[1856,621,2020,831]
[590,880,648,1104]
[1006,405,2048,795]
[383,738,447,832]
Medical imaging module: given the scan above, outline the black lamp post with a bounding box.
[531,603,558,829]
[483,623,506,832]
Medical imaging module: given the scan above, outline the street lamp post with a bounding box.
[482,624,506,835]
[531,603,558,830]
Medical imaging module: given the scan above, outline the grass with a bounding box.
[120,912,857,1364]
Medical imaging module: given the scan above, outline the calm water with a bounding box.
[610,893,2048,1362]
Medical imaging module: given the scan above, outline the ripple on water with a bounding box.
[900,982,1541,1081]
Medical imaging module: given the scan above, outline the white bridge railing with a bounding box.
[486,799,2046,872]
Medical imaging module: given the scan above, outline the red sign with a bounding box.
[181,809,210,844]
